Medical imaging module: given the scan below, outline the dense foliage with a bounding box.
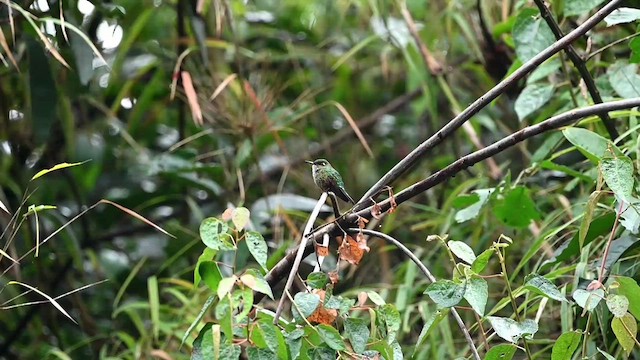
[3,0,640,359]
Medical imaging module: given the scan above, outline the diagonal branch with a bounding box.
[259,98,640,306]
[355,0,623,209]
[352,228,480,360]
[533,0,619,140]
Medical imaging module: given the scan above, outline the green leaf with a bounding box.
[217,276,237,298]
[527,57,561,83]
[562,127,618,163]
[424,279,465,308]
[618,199,640,234]
[601,156,634,202]
[240,269,273,299]
[471,249,493,273]
[232,207,250,230]
[514,83,554,121]
[246,347,278,360]
[292,293,321,322]
[464,277,488,316]
[182,295,216,347]
[513,8,555,62]
[484,344,517,360]
[316,324,346,351]
[256,319,288,359]
[308,346,336,360]
[378,304,401,343]
[194,248,217,287]
[551,331,581,360]
[524,274,567,302]
[344,318,370,354]
[191,323,215,360]
[448,241,476,264]
[455,189,493,223]
[366,291,386,305]
[611,313,637,355]
[617,277,640,320]
[199,261,223,292]
[493,186,541,228]
[579,191,605,249]
[414,309,449,354]
[604,7,640,26]
[286,328,304,360]
[565,0,606,17]
[608,62,640,99]
[245,231,268,271]
[200,218,235,251]
[487,317,539,343]
[630,36,640,63]
[306,272,329,289]
[607,294,630,318]
[572,288,604,311]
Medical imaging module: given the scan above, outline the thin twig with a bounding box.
[355,0,624,209]
[352,228,481,360]
[533,0,619,139]
[273,192,328,323]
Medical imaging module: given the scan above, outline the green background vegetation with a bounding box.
[2,0,640,359]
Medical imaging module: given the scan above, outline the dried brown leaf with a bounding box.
[339,235,364,265]
[328,271,340,285]
[181,71,203,126]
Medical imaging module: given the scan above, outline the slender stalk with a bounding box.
[352,228,481,360]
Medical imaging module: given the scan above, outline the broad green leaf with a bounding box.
[232,207,250,230]
[344,318,370,354]
[573,288,604,311]
[455,189,493,223]
[256,319,287,359]
[245,231,268,271]
[607,294,630,318]
[31,161,89,180]
[240,269,273,299]
[608,62,640,99]
[287,328,304,360]
[194,247,217,287]
[551,331,581,360]
[246,347,278,360]
[631,36,640,63]
[292,293,320,322]
[415,309,449,354]
[471,249,493,273]
[199,261,223,292]
[424,279,465,308]
[200,218,235,251]
[217,276,237,299]
[306,272,329,289]
[366,291,386,305]
[604,7,640,26]
[484,344,517,360]
[565,0,606,17]
[524,274,567,302]
[378,304,401,343]
[562,127,620,163]
[487,316,539,343]
[308,346,336,359]
[617,277,640,320]
[601,156,634,202]
[513,8,555,62]
[191,323,214,360]
[463,277,488,316]
[316,324,346,351]
[448,241,476,264]
[514,83,554,121]
[493,186,541,228]
[611,313,637,355]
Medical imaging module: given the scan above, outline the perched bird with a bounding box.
[306,159,355,204]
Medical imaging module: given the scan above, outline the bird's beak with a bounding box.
[305,160,314,165]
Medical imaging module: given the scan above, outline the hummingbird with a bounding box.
[306,159,355,204]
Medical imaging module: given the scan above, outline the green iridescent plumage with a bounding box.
[305,159,355,203]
